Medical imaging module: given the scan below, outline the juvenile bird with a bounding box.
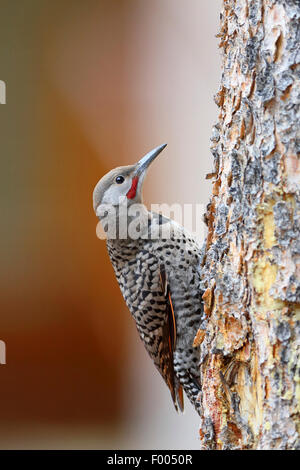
[93,144,203,414]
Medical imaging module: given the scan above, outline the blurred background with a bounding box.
[0,0,220,449]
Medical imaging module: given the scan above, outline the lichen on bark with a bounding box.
[198,0,300,449]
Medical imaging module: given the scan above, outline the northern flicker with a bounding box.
[93,144,203,414]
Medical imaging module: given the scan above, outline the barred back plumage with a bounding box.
[106,213,203,413]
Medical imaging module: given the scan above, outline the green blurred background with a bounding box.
[0,0,220,449]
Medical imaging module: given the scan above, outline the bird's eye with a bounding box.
[115,175,125,184]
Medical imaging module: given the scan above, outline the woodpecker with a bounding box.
[93,144,203,414]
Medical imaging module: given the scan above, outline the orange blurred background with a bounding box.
[0,0,220,449]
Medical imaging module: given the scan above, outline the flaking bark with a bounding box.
[197,0,300,449]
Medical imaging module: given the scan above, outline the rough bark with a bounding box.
[197,0,300,450]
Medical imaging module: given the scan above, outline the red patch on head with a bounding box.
[126,176,139,199]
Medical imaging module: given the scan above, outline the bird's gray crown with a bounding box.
[93,164,135,211]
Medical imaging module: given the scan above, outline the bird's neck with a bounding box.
[100,202,152,241]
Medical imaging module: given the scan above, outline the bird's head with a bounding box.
[93,143,167,217]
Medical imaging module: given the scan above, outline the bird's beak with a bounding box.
[135,143,167,176]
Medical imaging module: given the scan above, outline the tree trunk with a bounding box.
[197,0,300,450]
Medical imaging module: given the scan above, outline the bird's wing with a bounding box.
[159,265,184,412]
